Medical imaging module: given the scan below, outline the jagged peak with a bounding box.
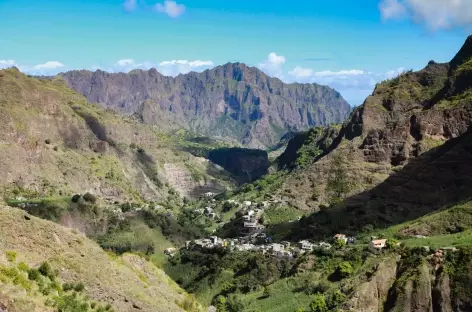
[449,34,472,69]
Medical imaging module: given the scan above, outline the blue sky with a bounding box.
[1,0,471,105]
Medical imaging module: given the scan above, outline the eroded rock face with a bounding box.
[61,63,351,148]
[277,36,472,217]
[343,257,399,312]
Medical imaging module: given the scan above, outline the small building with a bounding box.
[299,240,314,251]
[369,239,387,250]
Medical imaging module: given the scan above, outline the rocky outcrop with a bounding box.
[277,35,472,220]
[61,63,351,148]
[343,257,399,312]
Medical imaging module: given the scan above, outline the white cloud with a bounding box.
[258,52,286,79]
[117,59,139,66]
[288,66,314,78]
[379,0,407,20]
[157,59,214,76]
[0,60,17,69]
[154,1,186,18]
[287,66,407,105]
[123,0,137,12]
[379,0,472,30]
[33,61,65,70]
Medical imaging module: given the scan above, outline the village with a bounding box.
[166,192,379,258]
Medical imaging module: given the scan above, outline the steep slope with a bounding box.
[0,67,233,201]
[275,35,472,215]
[61,63,351,148]
[0,206,202,312]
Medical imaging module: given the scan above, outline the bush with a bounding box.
[83,192,97,203]
[310,294,328,312]
[38,261,55,279]
[71,194,81,203]
[28,268,41,281]
[336,261,353,279]
[326,289,346,310]
[45,139,51,144]
[74,282,85,292]
[6,250,17,262]
[333,239,346,249]
[17,262,29,272]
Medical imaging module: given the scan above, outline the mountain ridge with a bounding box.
[60,62,351,148]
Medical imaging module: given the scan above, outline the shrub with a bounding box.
[45,139,51,144]
[28,268,41,281]
[63,282,74,292]
[336,261,353,279]
[83,192,97,203]
[17,262,29,272]
[326,289,346,310]
[74,282,85,292]
[38,261,55,279]
[6,250,17,262]
[333,239,346,249]
[386,238,399,249]
[310,294,328,312]
[71,194,81,203]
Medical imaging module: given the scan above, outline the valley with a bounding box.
[2,19,472,312]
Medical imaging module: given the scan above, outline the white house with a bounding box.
[369,239,387,250]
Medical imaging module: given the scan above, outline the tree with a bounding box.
[337,261,353,279]
[326,289,346,310]
[386,238,399,249]
[310,294,328,312]
[333,239,346,249]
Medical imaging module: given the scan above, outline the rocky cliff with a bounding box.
[61,63,351,148]
[275,35,472,222]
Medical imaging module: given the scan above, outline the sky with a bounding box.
[1,0,472,106]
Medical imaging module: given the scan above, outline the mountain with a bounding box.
[0,67,234,202]
[60,63,351,148]
[272,35,472,218]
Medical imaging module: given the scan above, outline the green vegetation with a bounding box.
[295,127,324,168]
[1,259,115,312]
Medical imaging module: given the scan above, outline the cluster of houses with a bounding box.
[184,233,362,258]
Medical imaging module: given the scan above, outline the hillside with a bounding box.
[61,63,351,148]
[0,67,235,202]
[270,35,472,219]
[0,206,203,312]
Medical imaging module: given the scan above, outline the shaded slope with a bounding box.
[61,63,351,148]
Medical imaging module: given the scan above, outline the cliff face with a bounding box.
[61,63,351,148]
[342,249,472,312]
[275,35,472,217]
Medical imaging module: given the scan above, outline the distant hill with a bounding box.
[61,63,351,149]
